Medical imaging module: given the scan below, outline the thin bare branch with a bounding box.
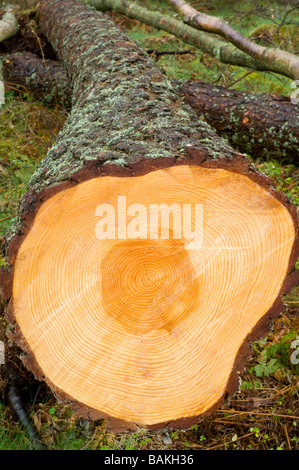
[84,0,299,80]
[167,0,299,79]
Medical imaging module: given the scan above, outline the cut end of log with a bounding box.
[9,164,296,427]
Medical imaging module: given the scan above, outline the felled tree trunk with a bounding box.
[1,0,298,431]
[178,80,299,163]
[3,51,298,162]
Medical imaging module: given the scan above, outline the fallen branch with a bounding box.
[84,0,299,80]
[146,48,195,57]
[167,0,299,80]
[1,51,72,108]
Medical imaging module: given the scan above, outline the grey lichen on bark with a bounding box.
[31,0,237,188]
[177,80,299,162]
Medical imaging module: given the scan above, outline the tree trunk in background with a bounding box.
[2,51,298,162]
[178,80,299,163]
[1,0,298,431]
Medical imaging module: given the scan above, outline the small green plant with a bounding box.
[139,437,151,446]
[250,357,279,378]
[250,427,260,438]
[241,379,262,390]
[250,330,299,379]
[257,161,299,207]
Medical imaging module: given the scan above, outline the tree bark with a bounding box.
[178,80,299,163]
[1,51,72,108]
[3,51,298,162]
[1,0,298,431]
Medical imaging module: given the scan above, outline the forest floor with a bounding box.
[0,0,298,450]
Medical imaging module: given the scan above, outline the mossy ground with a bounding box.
[0,0,298,450]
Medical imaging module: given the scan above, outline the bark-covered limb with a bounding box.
[0,7,19,43]
[177,79,299,163]
[168,0,299,81]
[83,0,299,81]
[3,51,298,162]
[1,51,72,108]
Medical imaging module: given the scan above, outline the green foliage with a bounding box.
[250,426,260,438]
[0,404,32,450]
[250,330,299,378]
[265,332,299,375]
[241,379,262,390]
[0,96,67,240]
[251,358,280,378]
[171,430,179,440]
[129,0,299,95]
[256,161,299,207]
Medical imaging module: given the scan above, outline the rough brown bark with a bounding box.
[178,80,299,163]
[1,51,72,108]
[1,0,298,431]
[3,51,298,162]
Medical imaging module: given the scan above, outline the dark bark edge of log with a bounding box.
[0,0,298,431]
